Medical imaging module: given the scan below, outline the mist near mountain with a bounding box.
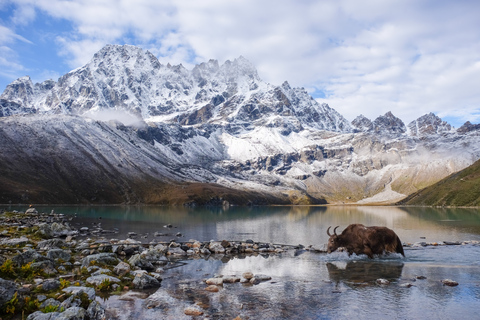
[1,45,479,205]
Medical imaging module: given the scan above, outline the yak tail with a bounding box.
[396,236,405,257]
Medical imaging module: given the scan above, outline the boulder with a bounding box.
[39,298,60,309]
[0,236,29,246]
[25,208,38,214]
[46,249,71,262]
[26,311,60,320]
[0,278,17,308]
[128,254,155,271]
[206,277,223,285]
[12,249,48,267]
[62,286,96,301]
[81,253,119,268]
[37,239,67,250]
[132,273,161,289]
[86,274,121,286]
[55,306,86,320]
[87,300,106,320]
[113,261,131,277]
[209,241,226,254]
[31,260,57,275]
[40,279,60,292]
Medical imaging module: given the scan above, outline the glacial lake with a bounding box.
[6,205,480,319]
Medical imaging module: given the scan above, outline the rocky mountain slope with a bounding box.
[397,158,480,207]
[1,44,479,205]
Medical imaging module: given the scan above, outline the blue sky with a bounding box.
[1,0,479,127]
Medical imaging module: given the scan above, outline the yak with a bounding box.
[326,224,405,258]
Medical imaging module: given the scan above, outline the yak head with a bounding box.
[326,226,340,253]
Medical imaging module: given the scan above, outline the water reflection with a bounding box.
[4,205,480,245]
[326,260,404,286]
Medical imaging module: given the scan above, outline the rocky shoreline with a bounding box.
[1,209,474,319]
[0,209,309,319]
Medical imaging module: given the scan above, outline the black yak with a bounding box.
[326,224,405,258]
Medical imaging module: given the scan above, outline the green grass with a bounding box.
[398,159,480,206]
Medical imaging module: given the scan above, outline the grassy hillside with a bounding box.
[397,159,480,207]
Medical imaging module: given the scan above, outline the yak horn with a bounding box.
[327,226,332,236]
[333,226,339,235]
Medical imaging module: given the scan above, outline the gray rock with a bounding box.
[254,274,272,281]
[12,249,48,267]
[81,253,119,268]
[128,254,155,271]
[47,249,71,262]
[442,279,459,286]
[26,311,60,320]
[39,298,61,309]
[86,274,121,286]
[0,278,17,308]
[376,278,390,285]
[132,273,161,289]
[91,268,111,276]
[37,239,67,250]
[400,283,415,288]
[87,300,106,320]
[62,286,96,301]
[41,279,61,292]
[37,222,76,238]
[208,241,226,254]
[167,246,187,256]
[25,208,38,214]
[0,236,29,246]
[113,261,131,277]
[31,260,57,275]
[55,306,86,320]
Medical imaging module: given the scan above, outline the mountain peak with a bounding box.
[408,113,452,136]
[351,114,373,132]
[373,111,406,134]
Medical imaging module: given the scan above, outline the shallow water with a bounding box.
[5,205,480,319]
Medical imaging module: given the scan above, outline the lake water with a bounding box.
[6,205,480,319]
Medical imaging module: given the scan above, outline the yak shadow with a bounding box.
[326,260,404,287]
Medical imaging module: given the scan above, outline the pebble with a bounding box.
[184,306,204,316]
[442,279,459,286]
[206,277,224,285]
[205,285,220,292]
[376,278,390,285]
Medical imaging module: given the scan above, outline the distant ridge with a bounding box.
[397,159,480,207]
[0,44,480,205]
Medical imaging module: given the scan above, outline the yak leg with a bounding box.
[363,246,374,259]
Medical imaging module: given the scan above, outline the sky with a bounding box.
[0,0,479,128]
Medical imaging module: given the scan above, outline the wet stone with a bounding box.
[205,285,220,292]
[376,278,390,285]
[184,306,204,316]
[206,277,224,285]
[442,279,459,286]
[132,273,161,289]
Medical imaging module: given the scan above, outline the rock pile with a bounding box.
[0,210,296,319]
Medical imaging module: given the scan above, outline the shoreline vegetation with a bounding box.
[0,209,313,319]
[1,209,474,319]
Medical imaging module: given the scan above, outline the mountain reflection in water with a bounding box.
[4,205,480,319]
[327,260,404,285]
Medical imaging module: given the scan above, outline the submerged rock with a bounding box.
[442,279,459,286]
[132,273,161,289]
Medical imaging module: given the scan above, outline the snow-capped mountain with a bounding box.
[0,45,350,133]
[1,44,479,205]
